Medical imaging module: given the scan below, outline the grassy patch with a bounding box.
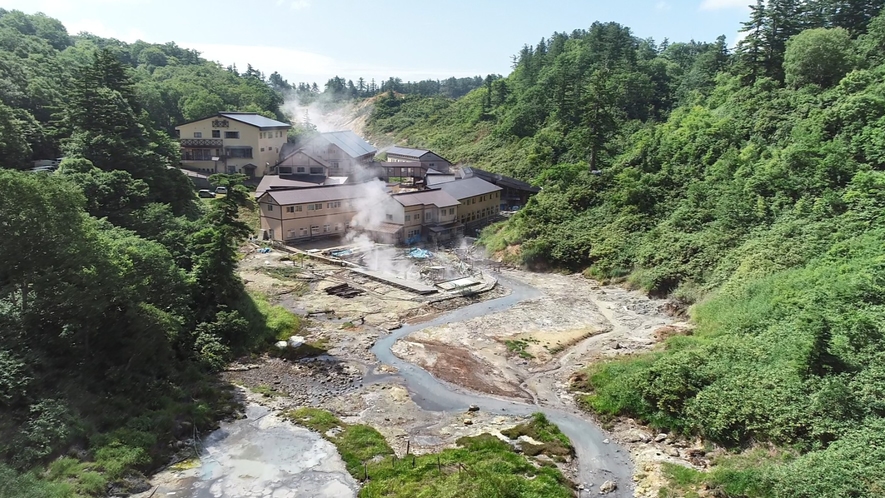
[285,408,574,498]
[499,413,574,461]
[284,408,393,475]
[247,292,304,342]
[252,385,283,398]
[504,339,534,359]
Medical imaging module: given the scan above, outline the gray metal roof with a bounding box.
[437,177,502,200]
[320,131,376,158]
[392,189,460,208]
[462,166,540,193]
[219,113,291,129]
[427,174,456,186]
[262,184,365,205]
[386,146,430,158]
[255,175,321,197]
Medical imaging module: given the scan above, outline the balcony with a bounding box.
[180,138,223,147]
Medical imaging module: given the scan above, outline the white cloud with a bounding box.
[699,0,750,10]
[183,42,480,85]
[656,1,672,11]
[290,0,310,10]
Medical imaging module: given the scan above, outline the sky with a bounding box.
[1,0,752,84]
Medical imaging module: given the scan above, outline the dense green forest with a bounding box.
[0,9,304,496]
[367,1,885,496]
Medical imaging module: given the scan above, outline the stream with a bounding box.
[369,274,634,497]
[144,274,634,497]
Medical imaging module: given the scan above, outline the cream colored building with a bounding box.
[438,177,503,226]
[175,112,291,179]
[258,184,363,242]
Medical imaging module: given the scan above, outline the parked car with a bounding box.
[198,189,216,198]
[215,186,228,195]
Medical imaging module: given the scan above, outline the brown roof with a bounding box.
[261,184,365,205]
[392,189,460,208]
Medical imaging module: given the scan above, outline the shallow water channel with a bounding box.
[144,404,358,498]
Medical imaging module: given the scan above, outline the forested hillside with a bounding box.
[367,1,885,496]
[0,10,299,496]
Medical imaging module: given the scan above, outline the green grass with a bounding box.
[504,339,534,360]
[252,385,283,398]
[285,408,575,498]
[499,413,574,461]
[248,292,303,342]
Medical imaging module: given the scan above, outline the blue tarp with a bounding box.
[408,248,434,259]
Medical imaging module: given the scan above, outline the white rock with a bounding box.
[288,335,306,348]
[599,480,617,494]
[275,341,288,349]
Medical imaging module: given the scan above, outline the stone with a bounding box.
[654,433,668,442]
[468,404,480,412]
[275,341,288,349]
[666,447,680,457]
[602,438,610,444]
[623,429,652,443]
[288,335,305,348]
[599,480,617,494]
[463,419,473,426]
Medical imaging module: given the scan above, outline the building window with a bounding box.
[193,132,202,138]
[212,130,220,138]
[296,167,306,173]
[182,148,216,161]
[226,147,252,158]
[327,201,340,209]
[300,227,308,236]
[405,215,411,222]
[279,167,292,174]
[331,162,339,169]
[309,167,323,175]
[323,224,330,233]
[260,148,265,152]
[334,224,341,231]
[224,131,239,139]
[449,208,454,215]
[386,214,393,221]
[415,213,420,220]
[286,206,294,213]
[295,205,302,212]
[266,204,273,212]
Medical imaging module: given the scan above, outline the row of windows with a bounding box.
[259,147,279,153]
[193,131,239,139]
[287,224,342,238]
[261,131,285,139]
[404,213,421,222]
[182,148,218,161]
[271,201,350,213]
[278,166,324,175]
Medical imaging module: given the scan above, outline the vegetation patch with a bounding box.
[285,409,574,497]
[499,413,574,461]
[504,339,534,359]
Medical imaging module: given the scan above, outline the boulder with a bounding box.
[599,480,617,494]
[288,335,306,348]
[275,340,288,349]
[468,404,480,412]
[654,433,668,443]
